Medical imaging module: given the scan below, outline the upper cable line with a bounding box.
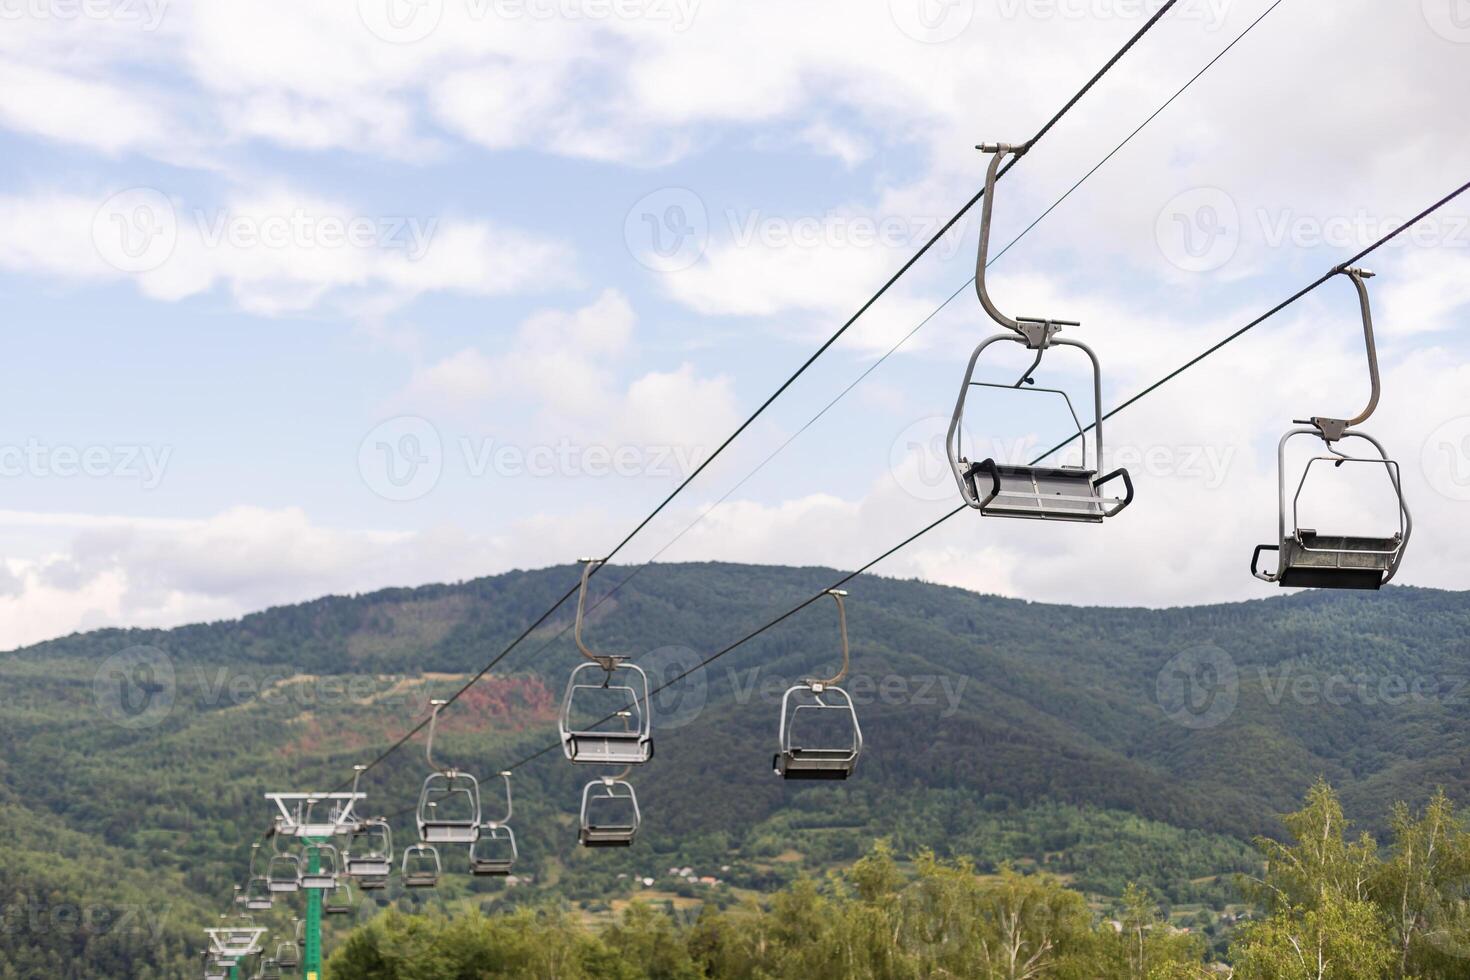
[330,0,1185,793]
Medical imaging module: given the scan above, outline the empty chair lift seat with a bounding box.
[471,825,518,876]
[965,460,1131,522]
[774,684,862,781]
[1259,529,1405,591]
[579,778,640,848]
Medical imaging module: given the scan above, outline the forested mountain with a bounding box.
[2,563,1467,976]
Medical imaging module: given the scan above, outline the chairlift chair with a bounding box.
[1252,268,1411,589]
[579,771,641,848]
[277,935,300,970]
[345,814,394,880]
[242,845,273,911]
[417,700,483,845]
[266,846,301,894]
[947,142,1133,522]
[258,957,282,980]
[243,878,273,912]
[470,772,518,876]
[402,843,442,888]
[560,559,654,766]
[298,843,340,891]
[775,590,864,780]
[325,880,355,917]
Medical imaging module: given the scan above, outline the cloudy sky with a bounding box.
[1,0,1468,650]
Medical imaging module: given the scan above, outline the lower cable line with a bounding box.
[356,0,1289,790]
[490,174,1470,777]
[322,0,1184,796]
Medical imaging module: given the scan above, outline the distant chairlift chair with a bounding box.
[402,843,442,889]
[775,589,864,780]
[277,931,300,971]
[559,558,655,767]
[266,838,301,894]
[298,841,340,892]
[470,771,519,876]
[345,816,393,891]
[417,700,484,845]
[579,769,642,848]
[242,846,273,911]
[1251,268,1411,589]
[325,880,355,917]
[947,141,1133,522]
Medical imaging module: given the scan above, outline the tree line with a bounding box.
[327,781,1470,979]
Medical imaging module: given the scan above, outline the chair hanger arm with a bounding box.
[1311,268,1381,440]
[974,144,1023,334]
[1342,267,1381,428]
[808,590,851,687]
[574,558,620,670]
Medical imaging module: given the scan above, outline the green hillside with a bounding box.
[3,563,1468,975]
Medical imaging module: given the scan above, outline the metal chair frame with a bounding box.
[579,772,641,848]
[1252,268,1412,590]
[775,590,864,780]
[946,141,1132,523]
[559,559,654,765]
[402,843,441,888]
[470,772,518,876]
[417,700,483,844]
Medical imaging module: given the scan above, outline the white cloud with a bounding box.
[0,61,173,156]
[0,186,572,315]
[396,290,739,448]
